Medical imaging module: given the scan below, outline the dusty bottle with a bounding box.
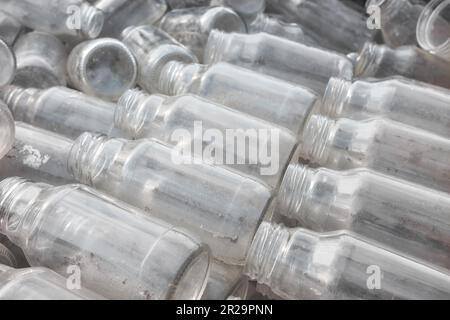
[246,222,450,300]
[0,177,210,300]
[158,6,246,62]
[116,90,297,188]
[0,10,23,46]
[0,264,104,300]
[1,86,116,139]
[121,25,198,94]
[204,31,354,95]
[265,0,375,53]
[67,38,137,101]
[13,32,68,89]
[67,133,272,265]
[1,0,104,41]
[417,0,450,61]
[0,100,14,160]
[354,42,450,90]
[0,38,16,88]
[276,163,450,270]
[321,77,450,139]
[300,114,450,194]
[94,0,167,38]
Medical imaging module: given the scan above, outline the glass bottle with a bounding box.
[13,31,68,89]
[0,38,16,89]
[120,25,198,94]
[67,133,272,265]
[354,42,450,90]
[67,38,137,101]
[1,0,104,41]
[1,86,116,139]
[245,222,450,300]
[417,0,450,61]
[0,10,23,46]
[321,77,450,139]
[276,163,450,271]
[116,89,298,188]
[0,99,14,160]
[0,177,210,300]
[0,264,104,300]
[94,0,167,38]
[211,0,266,22]
[300,114,450,194]
[158,6,247,62]
[204,31,354,95]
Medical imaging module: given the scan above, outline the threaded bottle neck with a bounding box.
[1,86,40,122]
[354,42,382,77]
[204,30,228,65]
[321,78,352,118]
[159,61,189,95]
[301,115,335,165]
[79,3,104,39]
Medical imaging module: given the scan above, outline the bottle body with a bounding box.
[245,223,450,300]
[204,31,353,95]
[0,178,210,300]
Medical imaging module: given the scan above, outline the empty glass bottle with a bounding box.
[276,164,450,270]
[13,32,68,89]
[67,133,272,265]
[94,0,167,38]
[0,100,14,160]
[0,38,16,88]
[1,0,104,41]
[321,77,450,139]
[245,222,450,300]
[1,86,116,139]
[354,42,450,90]
[121,25,198,94]
[0,264,104,300]
[0,177,210,300]
[0,10,23,46]
[204,31,354,95]
[300,114,450,194]
[67,38,137,101]
[158,6,247,62]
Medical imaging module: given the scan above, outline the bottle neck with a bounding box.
[78,3,104,39]
[321,78,352,118]
[354,42,384,77]
[1,86,41,123]
[159,61,200,96]
[204,29,231,65]
[300,114,336,165]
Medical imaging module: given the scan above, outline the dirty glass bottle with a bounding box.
[300,114,450,194]
[0,100,14,160]
[276,164,450,270]
[245,222,450,300]
[321,77,450,139]
[0,38,16,89]
[0,264,104,300]
[0,10,23,46]
[354,43,450,90]
[0,177,210,300]
[204,31,354,95]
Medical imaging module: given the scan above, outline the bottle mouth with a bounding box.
[321,78,352,118]
[300,114,335,164]
[0,39,16,88]
[354,42,381,77]
[80,3,105,39]
[204,29,227,65]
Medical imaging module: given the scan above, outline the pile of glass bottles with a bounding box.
[0,0,450,300]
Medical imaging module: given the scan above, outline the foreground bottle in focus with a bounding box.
[245,222,450,300]
[204,31,353,94]
[276,164,450,270]
[0,177,210,300]
[0,100,14,160]
[300,114,450,193]
[321,77,450,139]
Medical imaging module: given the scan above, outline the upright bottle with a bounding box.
[276,164,450,270]
[116,90,298,188]
[300,114,450,193]
[204,31,354,95]
[321,77,450,139]
[354,43,450,90]
[245,222,450,300]
[0,177,210,300]
[0,100,14,160]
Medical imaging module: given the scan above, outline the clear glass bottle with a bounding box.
[67,38,137,101]
[1,0,104,41]
[245,222,450,300]
[67,133,272,265]
[0,10,23,46]
[0,264,104,300]
[13,31,68,89]
[417,0,450,61]
[120,25,198,94]
[158,6,247,62]
[0,99,14,160]
[0,38,16,88]
[300,114,450,194]
[204,31,354,95]
[354,42,450,90]
[0,177,210,300]
[1,86,116,139]
[321,77,450,139]
[156,60,320,136]
[264,0,375,53]
[94,0,167,38]
[116,90,298,188]
[276,164,450,271]
[0,122,77,186]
